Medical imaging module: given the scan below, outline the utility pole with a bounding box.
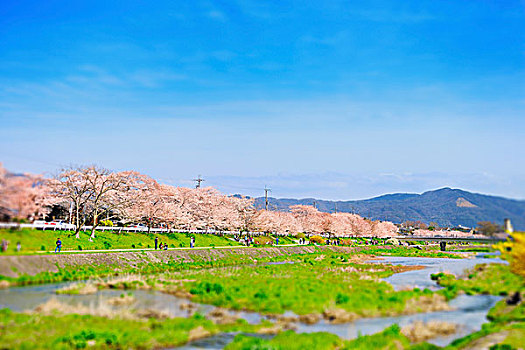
[264,186,271,210]
[193,175,205,189]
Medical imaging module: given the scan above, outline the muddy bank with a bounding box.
[0,245,393,278]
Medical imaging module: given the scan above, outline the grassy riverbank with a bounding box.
[173,255,440,317]
[0,308,268,349]
[0,227,481,255]
[432,262,525,297]
[0,245,461,286]
[225,325,430,350]
[430,262,525,349]
[0,228,241,253]
[222,262,525,350]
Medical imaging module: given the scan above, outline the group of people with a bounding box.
[1,239,22,253]
[243,236,255,246]
[233,235,254,246]
[326,238,341,245]
[154,236,195,250]
[154,237,169,250]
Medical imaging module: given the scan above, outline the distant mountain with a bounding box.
[253,188,525,230]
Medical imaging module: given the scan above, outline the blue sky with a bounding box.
[1,0,524,200]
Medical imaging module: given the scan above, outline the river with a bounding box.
[0,253,506,349]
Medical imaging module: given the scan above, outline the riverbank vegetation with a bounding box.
[0,308,269,349]
[170,255,445,317]
[3,245,520,349]
[1,247,522,349]
[0,246,461,287]
[31,251,461,321]
[224,324,442,350]
[429,237,525,349]
[432,263,524,298]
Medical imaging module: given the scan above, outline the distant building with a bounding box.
[504,218,514,233]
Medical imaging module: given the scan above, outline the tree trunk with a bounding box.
[90,210,98,239]
[74,204,81,238]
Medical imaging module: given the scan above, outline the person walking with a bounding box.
[155,236,158,250]
[276,237,279,245]
[55,238,62,253]
[190,236,195,248]
[1,239,8,252]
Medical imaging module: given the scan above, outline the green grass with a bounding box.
[431,263,525,299]
[448,246,493,253]
[0,308,267,349]
[271,235,296,245]
[1,249,268,285]
[361,246,462,258]
[225,325,441,350]
[157,253,444,317]
[225,330,344,350]
[0,228,240,253]
[0,244,463,288]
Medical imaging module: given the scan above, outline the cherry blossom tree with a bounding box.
[118,172,167,232]
[0,163,51,221]
[85,168,135,239]
[48,166,142,238]
[273,211,301,234]
[290,205,324,234]
[231,195,256,232]
[47,168,92,238]
[372,221,398,237]
[157,185,192,230]
[252,210,279,233]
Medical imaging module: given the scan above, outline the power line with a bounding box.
[193,175,205,189]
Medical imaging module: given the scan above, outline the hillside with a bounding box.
[254,188,525,230]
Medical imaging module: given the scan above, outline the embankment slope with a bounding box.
[0,245,366,278]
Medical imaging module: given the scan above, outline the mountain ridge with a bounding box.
[252,187,525,230]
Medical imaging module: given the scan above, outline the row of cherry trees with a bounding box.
[253,204,397,237]
[0,163,398,238]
